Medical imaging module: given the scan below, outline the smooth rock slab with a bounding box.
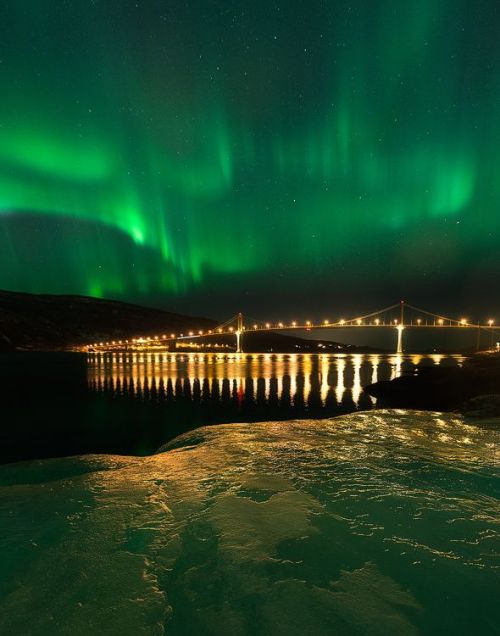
[0,410,499,635]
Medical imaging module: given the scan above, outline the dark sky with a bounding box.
[0,0,499,321]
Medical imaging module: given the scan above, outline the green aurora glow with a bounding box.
[0,1,499,313]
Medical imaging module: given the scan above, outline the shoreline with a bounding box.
[364,351,500,413]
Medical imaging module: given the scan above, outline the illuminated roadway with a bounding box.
[86,301,500,354]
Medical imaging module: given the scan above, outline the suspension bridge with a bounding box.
[86,301,500,354]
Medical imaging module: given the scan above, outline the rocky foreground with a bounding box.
[0,411,498,635]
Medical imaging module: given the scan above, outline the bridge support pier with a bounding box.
[396,325,404,354]
[236,312,244,353]
[236,331,242,353]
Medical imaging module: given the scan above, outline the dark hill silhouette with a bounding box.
[0,290,216,351]
[0,289,365,352]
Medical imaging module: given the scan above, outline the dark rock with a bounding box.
[459,394,500,419]
[364,364,500,411]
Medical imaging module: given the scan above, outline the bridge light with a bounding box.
[393,319,398,325]
[323,320,329,325]
[253,324,258,329]
[278,322,284,327]
[417,319,421,325]
[438,319,444,325]
[292,321,297,327]
[339,319,345,325]
[357,319,362,325]
[460,318,467,325]
[266,323,271,329]
[306,320,311,326]
[229,327,234,332]
[198,330,203,335]
[488,319,494,326]
[218,328,223,333]
[189,331,194,336]
[171,333,175,338]
[375,319,380,325]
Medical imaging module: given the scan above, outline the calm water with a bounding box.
[88,351,465,418]
[0,352,467,463]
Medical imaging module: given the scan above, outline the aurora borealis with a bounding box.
[1,1,499,317]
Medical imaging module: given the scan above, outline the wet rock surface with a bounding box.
[1,411,498,635]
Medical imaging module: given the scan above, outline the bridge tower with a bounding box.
[236,312,244,354]
[396,300,405,354]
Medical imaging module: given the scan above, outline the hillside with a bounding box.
[0,290,216,351]
[0,290,367,353]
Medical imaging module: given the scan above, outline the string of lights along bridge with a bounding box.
[88,301,500,354]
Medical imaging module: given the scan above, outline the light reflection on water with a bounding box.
[87,352,465,418]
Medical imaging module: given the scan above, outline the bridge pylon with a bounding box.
[396,300,405,354]
[396,325,404,354]
[236,312,244,353]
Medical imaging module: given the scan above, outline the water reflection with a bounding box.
[88,352,464,421]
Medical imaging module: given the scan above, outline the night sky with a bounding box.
[1,1,499,319]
